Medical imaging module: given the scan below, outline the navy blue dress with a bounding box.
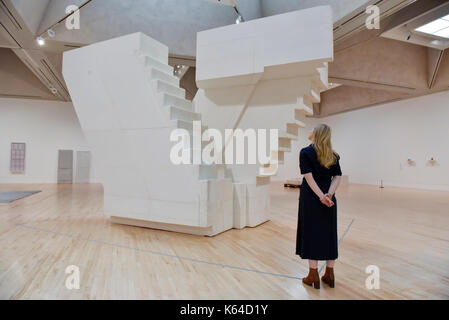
[296,144,342,260]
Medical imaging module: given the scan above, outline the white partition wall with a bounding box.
[62,6,333,236]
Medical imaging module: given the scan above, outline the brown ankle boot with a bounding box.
[321,267,335,288]
[302,268,320,289]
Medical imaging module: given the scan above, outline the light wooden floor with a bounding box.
[0,182,448,299]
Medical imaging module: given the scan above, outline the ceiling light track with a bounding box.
[0,0,22,30]
[35,0,94,46]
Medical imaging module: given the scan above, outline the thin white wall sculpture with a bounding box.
[62,6,333,236]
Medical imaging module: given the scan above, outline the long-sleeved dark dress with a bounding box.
[296,144,342,260]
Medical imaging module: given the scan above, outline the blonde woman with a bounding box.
[296,124,342,289]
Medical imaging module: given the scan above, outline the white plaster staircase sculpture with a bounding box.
[194,6,333,229]
[63,33,234,236]
[62,5,333,236]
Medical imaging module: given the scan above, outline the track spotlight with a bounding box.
[49,86,58,94]
[47,29,56,38]
[36,36,45,46]
[232,5,244,24]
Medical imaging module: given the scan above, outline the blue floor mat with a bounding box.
[0,191,41,203]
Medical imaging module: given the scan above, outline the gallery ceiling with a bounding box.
[1,0,448,116]
[318,0,449,116]
[7,0,373,57]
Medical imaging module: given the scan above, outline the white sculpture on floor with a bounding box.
[62,6,333,236]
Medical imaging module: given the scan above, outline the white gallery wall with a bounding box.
[2,90,449,190]
[0,97,99,184]
[275,90,449,191]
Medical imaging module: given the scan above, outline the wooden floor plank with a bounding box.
[0,183,448,299]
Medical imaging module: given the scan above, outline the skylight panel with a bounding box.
[415,19,449,34]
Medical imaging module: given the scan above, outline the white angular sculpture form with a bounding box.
[62,6,333,236]
[194,6,333,228]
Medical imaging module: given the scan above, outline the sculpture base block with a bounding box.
[111,216,214,236]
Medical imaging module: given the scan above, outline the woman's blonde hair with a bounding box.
[312,124,338,168]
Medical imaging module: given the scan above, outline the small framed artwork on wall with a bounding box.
[10,142,26,174]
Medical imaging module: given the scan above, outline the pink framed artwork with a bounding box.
[10,142,26,174]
